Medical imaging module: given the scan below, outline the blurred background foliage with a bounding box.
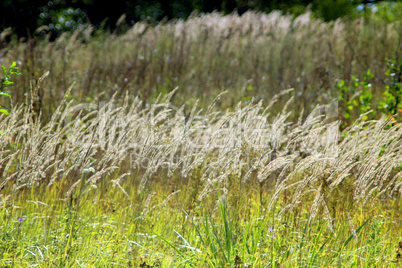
[0,0,400,124]
[1,0,401,38]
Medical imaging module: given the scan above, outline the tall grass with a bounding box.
[0,10,401,267]
[0,10,400,120]
[1,81,401,215]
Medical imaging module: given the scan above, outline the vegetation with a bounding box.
[1,0,398,37]
[1,10,401,121]
[0,8,401,267]
[0,62,20,116]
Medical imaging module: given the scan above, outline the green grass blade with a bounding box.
[343,216,372,248]
[298,219,310,266]
[331,216,372,264]
[308,220,326,267]
[151,231,188,260]
[182,208,206,246]
[207,211,229,264]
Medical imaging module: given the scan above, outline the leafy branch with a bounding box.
[0,61,20,115]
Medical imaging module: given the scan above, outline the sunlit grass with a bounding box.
[0,9,401,268]
[0,179,401,267]
[0,86,401,266]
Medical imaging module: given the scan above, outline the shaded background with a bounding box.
[0,0,400,125]
[0,0,396,38]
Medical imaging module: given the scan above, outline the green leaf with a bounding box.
[246,85,254,91]
[366,69,374,78]
[385,69,391,76]
[0,92,11,98]
[0,109,9,115]
[10,62,17,69]
[2,80,13,86]
[10,70,20,75]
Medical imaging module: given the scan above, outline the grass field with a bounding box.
[0,9,402,267]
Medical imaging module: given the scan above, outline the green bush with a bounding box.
[379,58,402,119]
[337,59,402,126]
[0,62,20,116]
[313,0,355,21]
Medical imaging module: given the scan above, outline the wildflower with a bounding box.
[268,227,276,238]
[18,217,24,227]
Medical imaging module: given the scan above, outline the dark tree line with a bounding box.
[0,0,394,38]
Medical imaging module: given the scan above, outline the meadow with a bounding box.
[0,10,401,267]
